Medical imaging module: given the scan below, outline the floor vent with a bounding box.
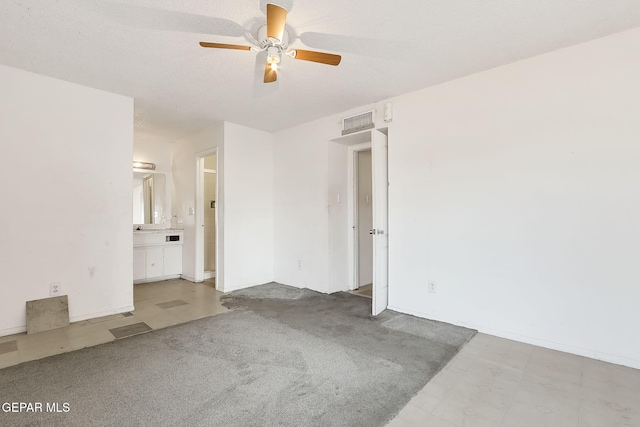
[342,110,374,135]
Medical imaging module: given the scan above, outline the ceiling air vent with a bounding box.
[342,110,374,136]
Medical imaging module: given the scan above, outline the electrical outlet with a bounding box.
[428,281,437,294]
[297,260,303,270]
[50,282,61,296]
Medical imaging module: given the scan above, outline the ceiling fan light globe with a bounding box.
[266,46,281,64]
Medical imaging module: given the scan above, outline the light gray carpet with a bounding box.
[0,283,475,427]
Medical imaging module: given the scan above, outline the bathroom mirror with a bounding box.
[133,172,166,225]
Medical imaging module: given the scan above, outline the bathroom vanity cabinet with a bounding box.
[133,230,183,283]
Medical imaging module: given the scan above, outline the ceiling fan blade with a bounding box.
[292,49,341,66]
[266,4,287,42]
[264,62,278,83]
[199,42,252,50]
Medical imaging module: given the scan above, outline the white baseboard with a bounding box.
[70,306,135,323]
[133,275,180,285]
[0,326,27,337]
[220,281,283,293]
[204,271,216,279]
[180,274,197,283]
[387,305,640,370]
[220,282,258,293]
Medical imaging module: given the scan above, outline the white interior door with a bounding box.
[371,130,389,315]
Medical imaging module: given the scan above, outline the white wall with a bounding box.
[388,28,640,368]
[273,120,332,292]
[222,122,274,291]
[172,124,224,283]
[133,139,173,225]
[272,28,640,368]
[0,65,134,335]
[134,139,173,174]
[327,141,350,294]
[172,122,274,291]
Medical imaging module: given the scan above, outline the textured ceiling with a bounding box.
[1,1,639,143]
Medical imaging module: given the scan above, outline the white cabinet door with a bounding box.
[133,248,146,281]
[163,245,182,276]
[146,247,164,278]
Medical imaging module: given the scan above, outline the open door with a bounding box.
[371,130,389,315]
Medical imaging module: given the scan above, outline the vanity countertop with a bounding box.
[133,228,184,234]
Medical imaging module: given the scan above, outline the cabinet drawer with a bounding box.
[133,233,166,246]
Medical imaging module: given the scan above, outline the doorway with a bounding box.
[203,154,217,280]
[353,149,373,298]
[337,128,389,315]
[195,148,221,290]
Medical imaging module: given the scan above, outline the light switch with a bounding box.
[189,207,195,215]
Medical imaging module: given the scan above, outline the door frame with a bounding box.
[341,128,389,315]
[195,148,221,290]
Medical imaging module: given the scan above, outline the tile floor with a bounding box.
[0,278,227,369]
[1,279,639,426]
[388,333,640,426]
[349,283,373,298]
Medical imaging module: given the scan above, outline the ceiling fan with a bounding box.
[199,4,341,83]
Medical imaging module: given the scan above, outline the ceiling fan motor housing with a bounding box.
[258,25,289,50]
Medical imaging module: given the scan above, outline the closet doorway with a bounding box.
[354,149,373,298]
[195,148,221,289]
[203,154,217,280]
[334,128,389,315]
